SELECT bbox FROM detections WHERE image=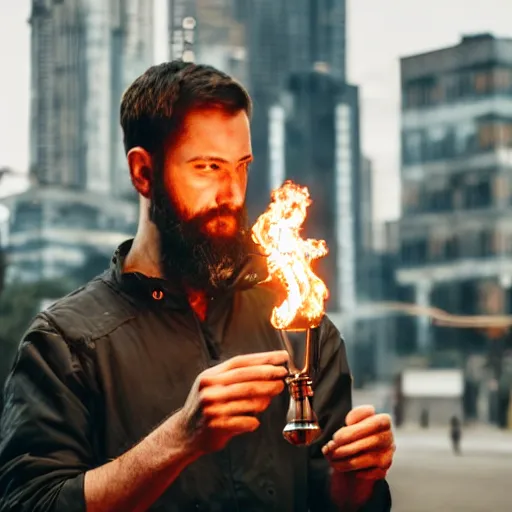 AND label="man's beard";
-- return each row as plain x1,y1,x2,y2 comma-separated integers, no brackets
149,175,250,294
